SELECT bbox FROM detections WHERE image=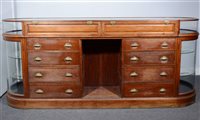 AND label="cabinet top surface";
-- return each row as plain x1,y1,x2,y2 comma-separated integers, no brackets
3,17,198,22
